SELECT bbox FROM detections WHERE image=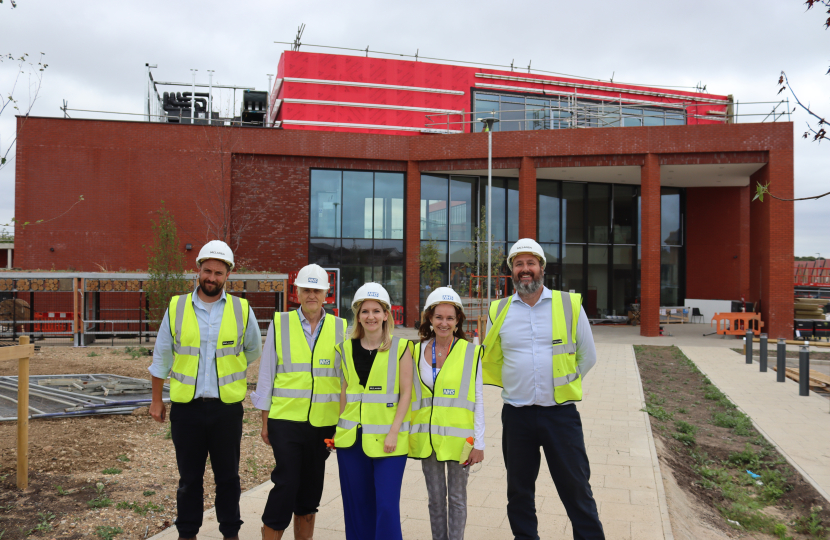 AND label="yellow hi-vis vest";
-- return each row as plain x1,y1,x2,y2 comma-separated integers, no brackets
168,293,250,404
409,339,481,461
481,291,583,404
334,337,411,458
269,310,347,426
